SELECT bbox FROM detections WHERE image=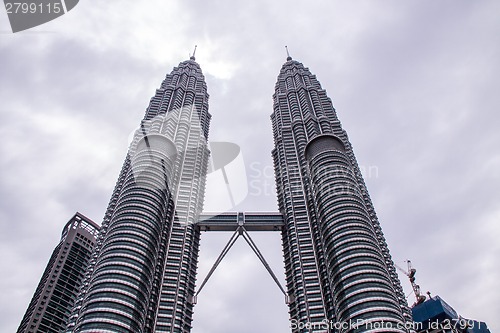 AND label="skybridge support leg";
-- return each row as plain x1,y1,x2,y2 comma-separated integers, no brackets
192,225,288,304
